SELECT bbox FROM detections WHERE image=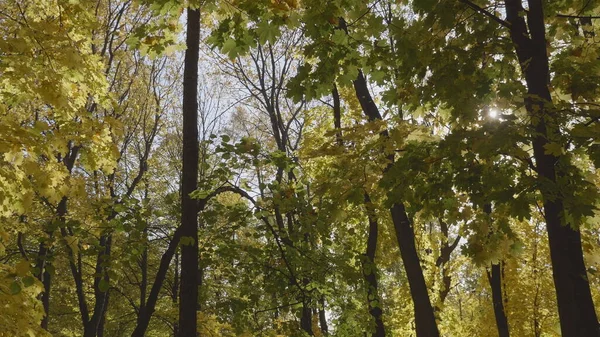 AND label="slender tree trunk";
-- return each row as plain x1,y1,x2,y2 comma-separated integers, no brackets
35,124,80,332
178,5,201,337
138,215,149,333
97,291,109,337
40,267,52,329
483,205,509,337
300,274,314,335
140,232,148,310
350,66,439,337
83,235,112,337
487,263,509,337
197,217,205,311
504,1,599,335
131,195,240,336
332,84,342,145
96,216,119,337
363,194,386,337
318,297,328,336
173,251,180,336
36,197,69,329
434,219,460,314
131,228,183,337
300,301,314,336
390,205,438,337
532,223,542,337
36,235,53,330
